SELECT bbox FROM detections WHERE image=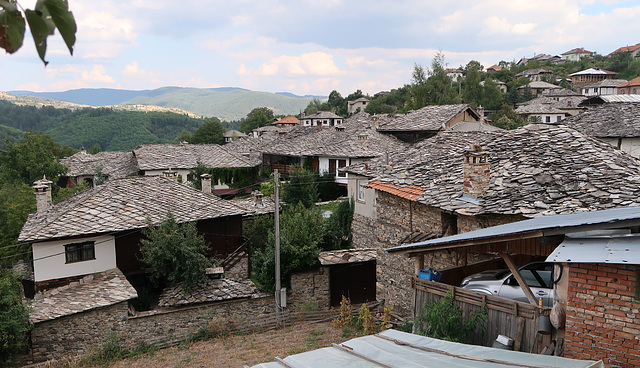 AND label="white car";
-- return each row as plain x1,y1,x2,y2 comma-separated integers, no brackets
460,262,556,307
